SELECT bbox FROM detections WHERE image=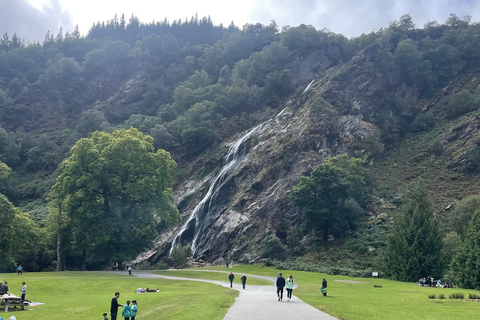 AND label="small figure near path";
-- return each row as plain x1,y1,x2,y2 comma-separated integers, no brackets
286,275,294,301
276,273,286,301
241,274,247,290
228,271,235,288
321,278,328,296
128,266,132,276
110,292,123,320
17,265,23,276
